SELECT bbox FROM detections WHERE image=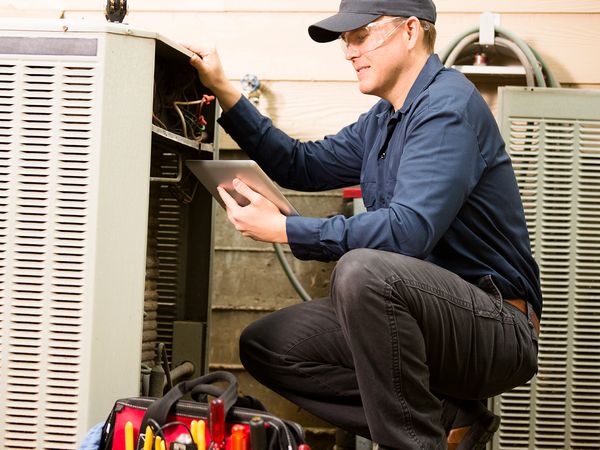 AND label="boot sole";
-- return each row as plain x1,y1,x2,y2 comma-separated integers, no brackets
456,413,501,450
